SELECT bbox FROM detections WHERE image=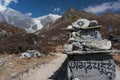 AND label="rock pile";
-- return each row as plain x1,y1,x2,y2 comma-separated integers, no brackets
63,18,112,54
